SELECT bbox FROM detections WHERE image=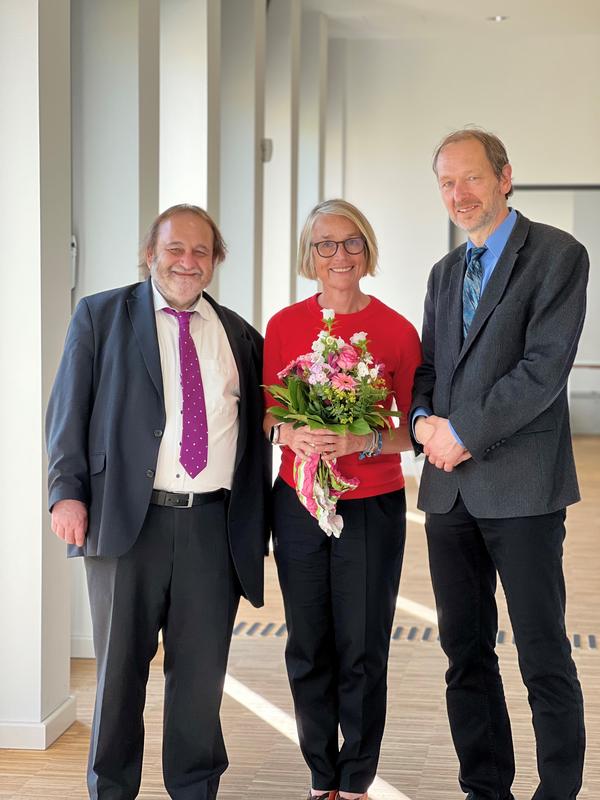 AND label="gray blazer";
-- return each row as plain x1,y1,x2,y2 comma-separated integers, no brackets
46,278,271,607
411,212,589,518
